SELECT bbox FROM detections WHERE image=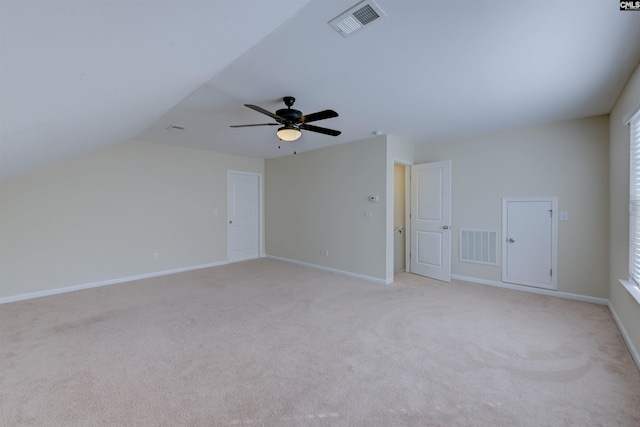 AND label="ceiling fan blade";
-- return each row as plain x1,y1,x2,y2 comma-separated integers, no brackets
300,109,338,123
230,123,279,128
244,104,284,122
300,123,341,136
